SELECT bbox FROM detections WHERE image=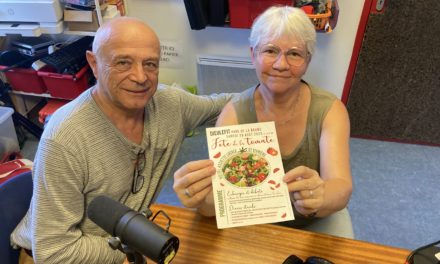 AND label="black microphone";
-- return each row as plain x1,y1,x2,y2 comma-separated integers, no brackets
87,195,179,264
